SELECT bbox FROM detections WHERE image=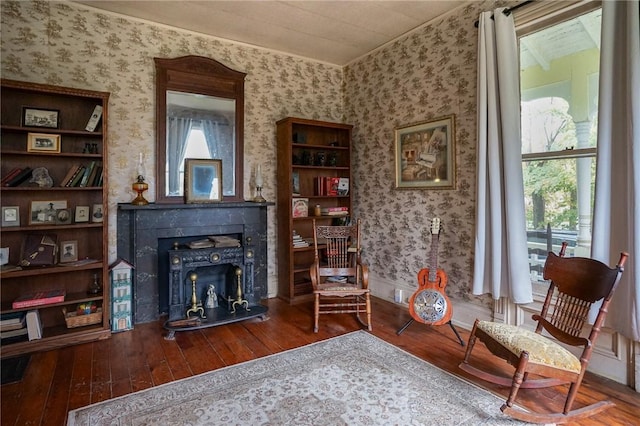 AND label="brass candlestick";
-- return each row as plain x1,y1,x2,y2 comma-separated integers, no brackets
186,272,205,318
